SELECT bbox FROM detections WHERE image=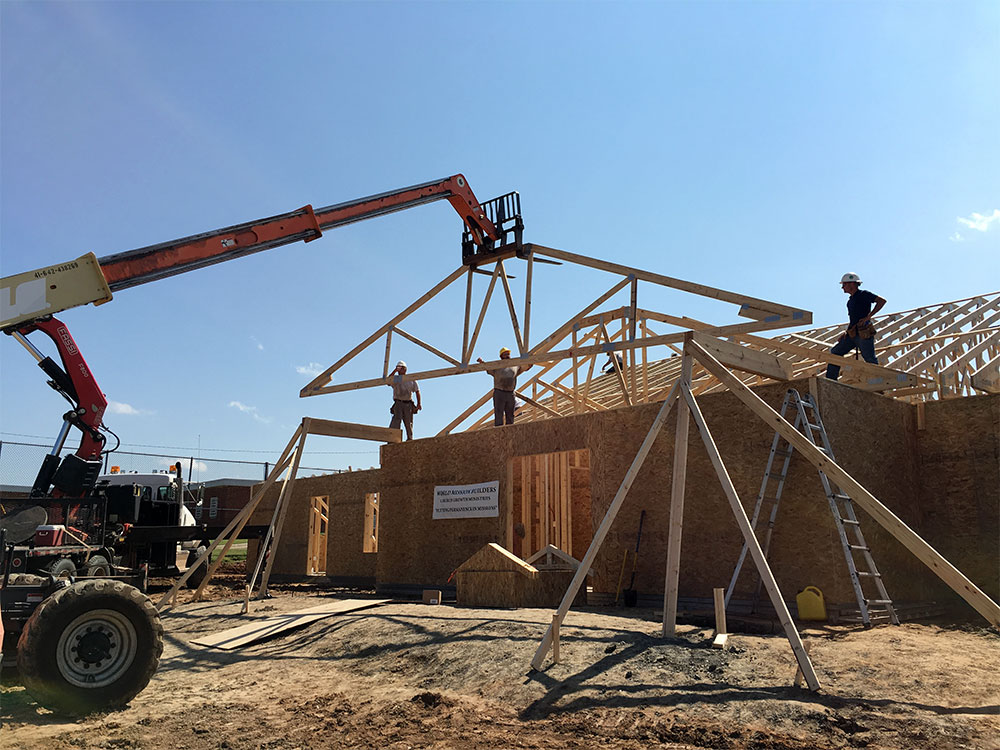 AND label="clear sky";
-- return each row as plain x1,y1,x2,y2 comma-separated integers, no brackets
2,1,998,482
